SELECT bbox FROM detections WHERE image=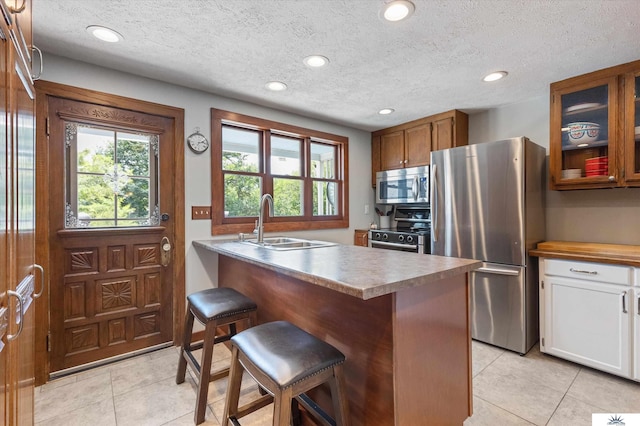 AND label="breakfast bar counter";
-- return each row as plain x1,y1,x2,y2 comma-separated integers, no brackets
194,239,481,425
